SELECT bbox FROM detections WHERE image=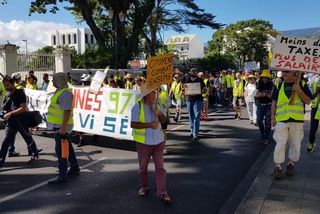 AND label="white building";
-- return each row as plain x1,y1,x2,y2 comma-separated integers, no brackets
50,28,96,54
165,34,205,60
